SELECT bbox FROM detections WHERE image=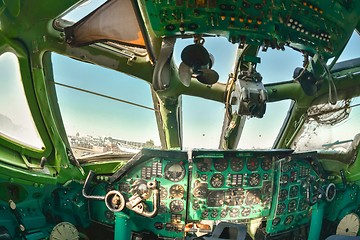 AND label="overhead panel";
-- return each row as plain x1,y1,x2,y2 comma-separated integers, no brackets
139,0,360,58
